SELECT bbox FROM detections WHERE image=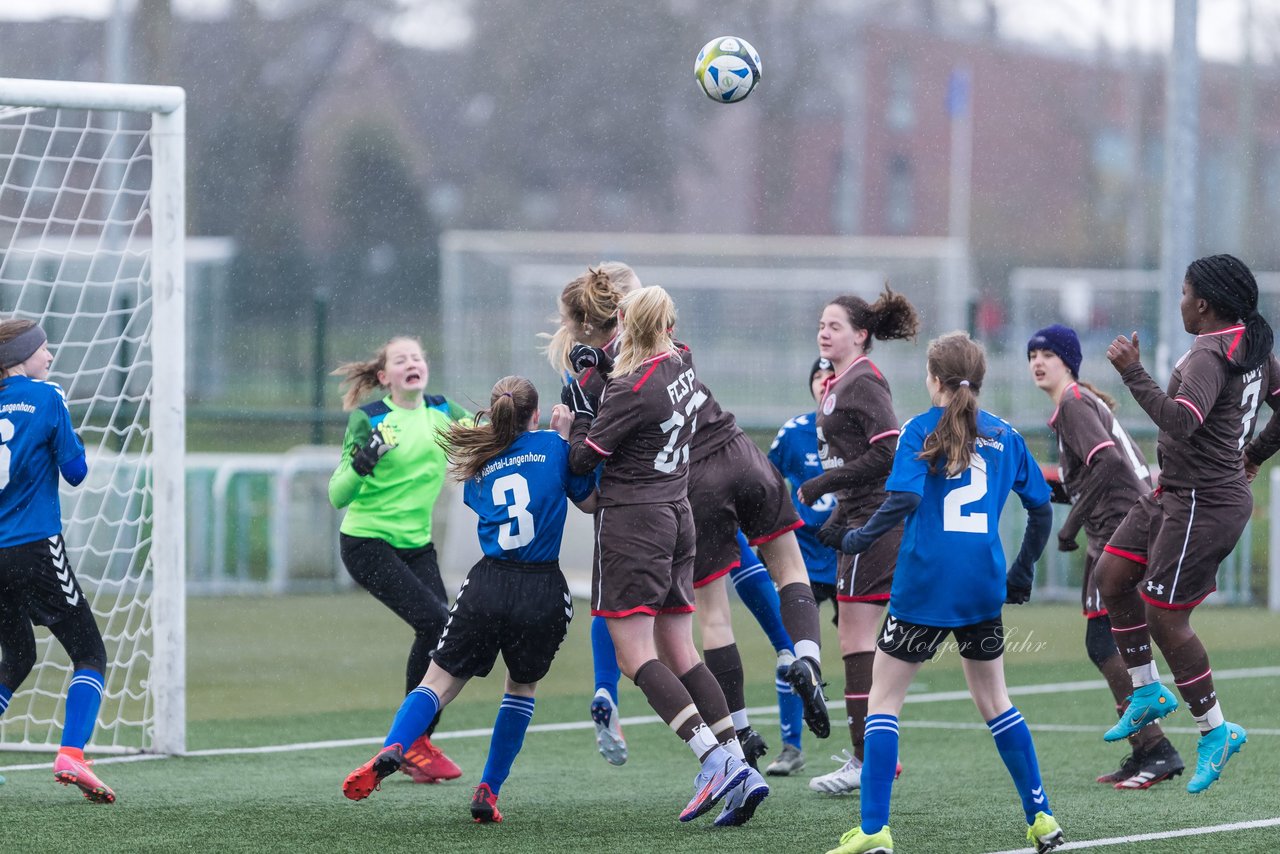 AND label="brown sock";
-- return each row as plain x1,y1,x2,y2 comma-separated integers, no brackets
1163,634,1217,717
679,662,736,744
634,659,709,749
844,651,874,761
779,582,821,650
704,644,746,721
